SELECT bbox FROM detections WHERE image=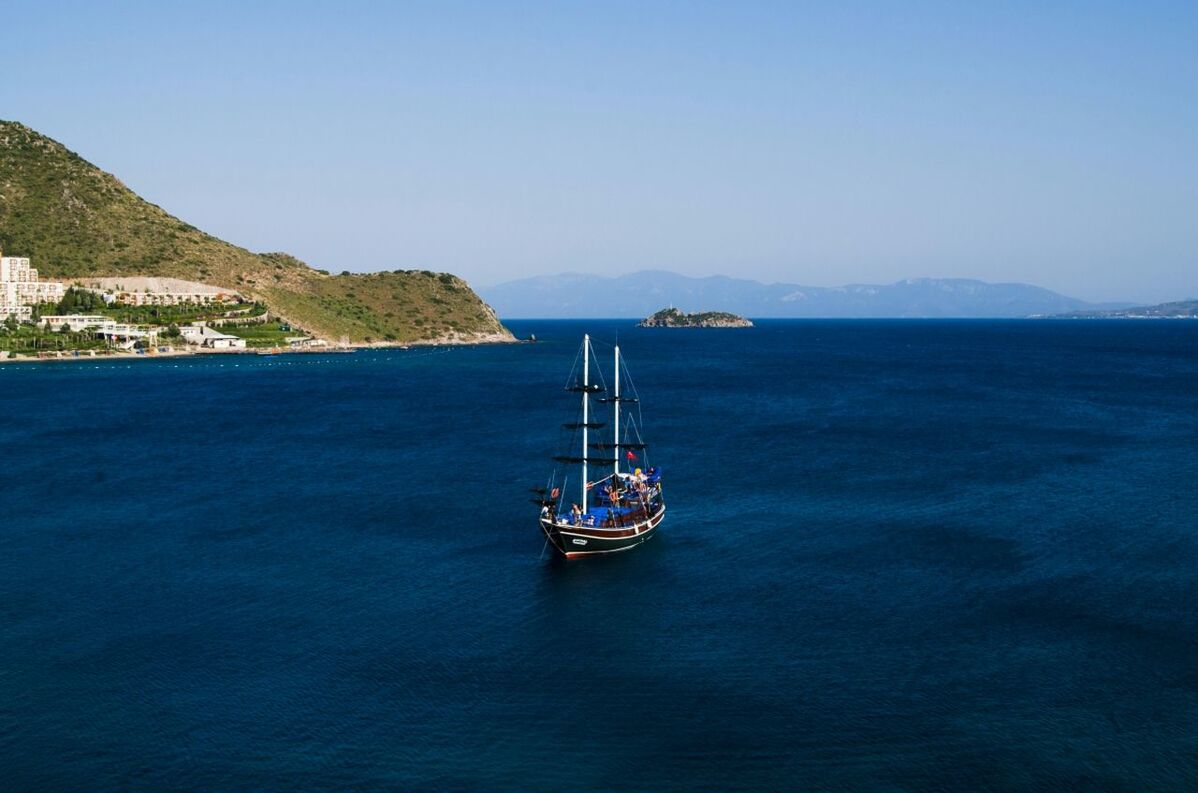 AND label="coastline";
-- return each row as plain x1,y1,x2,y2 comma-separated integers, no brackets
0,330,520,366
351,329,518,348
